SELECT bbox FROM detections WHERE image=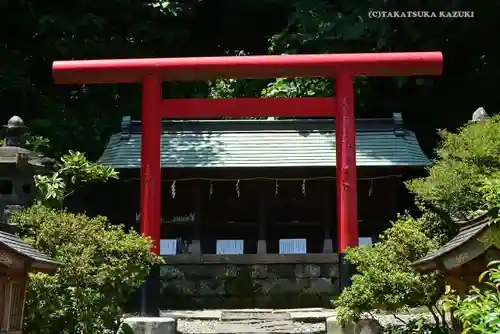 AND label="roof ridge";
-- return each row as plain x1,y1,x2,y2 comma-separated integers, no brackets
128,116,395,124
0,230,61,266
456,207,499,231
121,114,405,136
